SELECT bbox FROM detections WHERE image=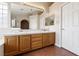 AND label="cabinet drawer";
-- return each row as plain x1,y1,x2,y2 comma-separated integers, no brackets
32,41,42,45
32,37,42,42
31,34,42,38
20,35,30,38
32,41,42,49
